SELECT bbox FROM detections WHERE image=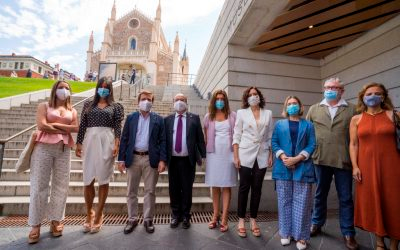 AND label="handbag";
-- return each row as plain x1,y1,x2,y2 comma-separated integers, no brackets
15,131,37,173
393,110,400,152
